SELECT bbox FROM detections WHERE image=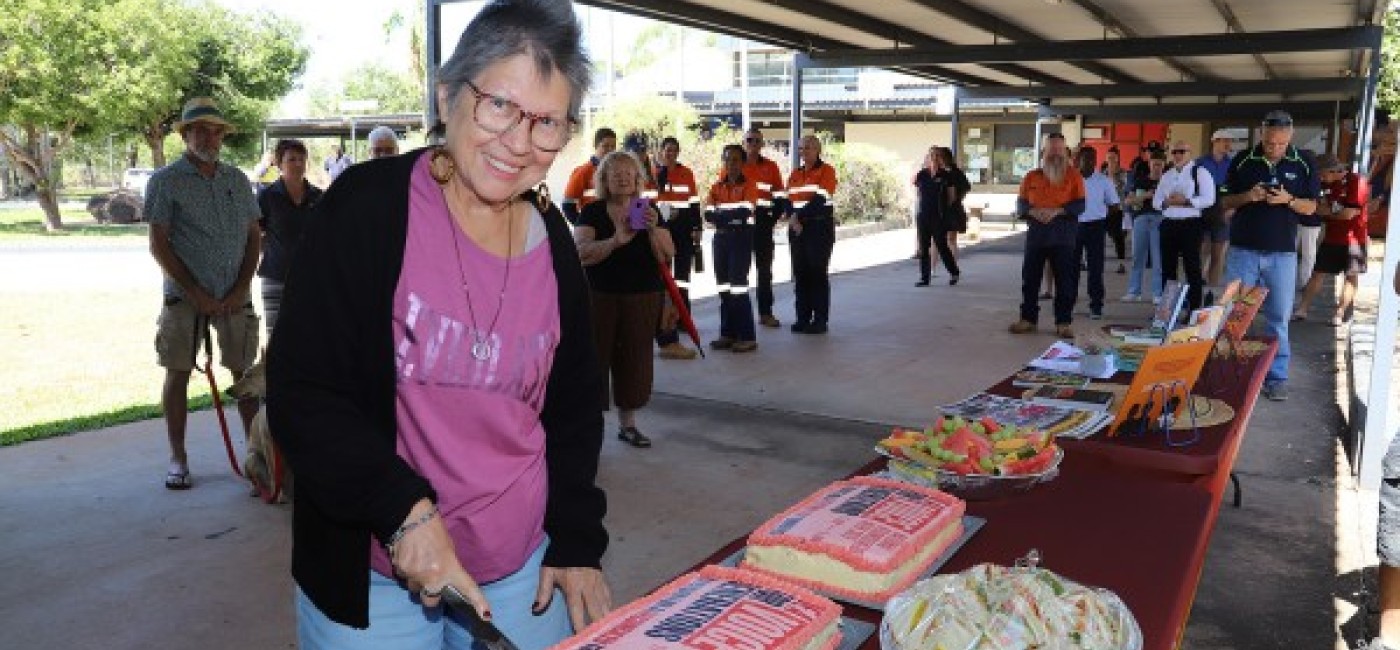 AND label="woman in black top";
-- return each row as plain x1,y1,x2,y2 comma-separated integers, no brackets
255,138,322,334
913,146,968,285
575,151,675,448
